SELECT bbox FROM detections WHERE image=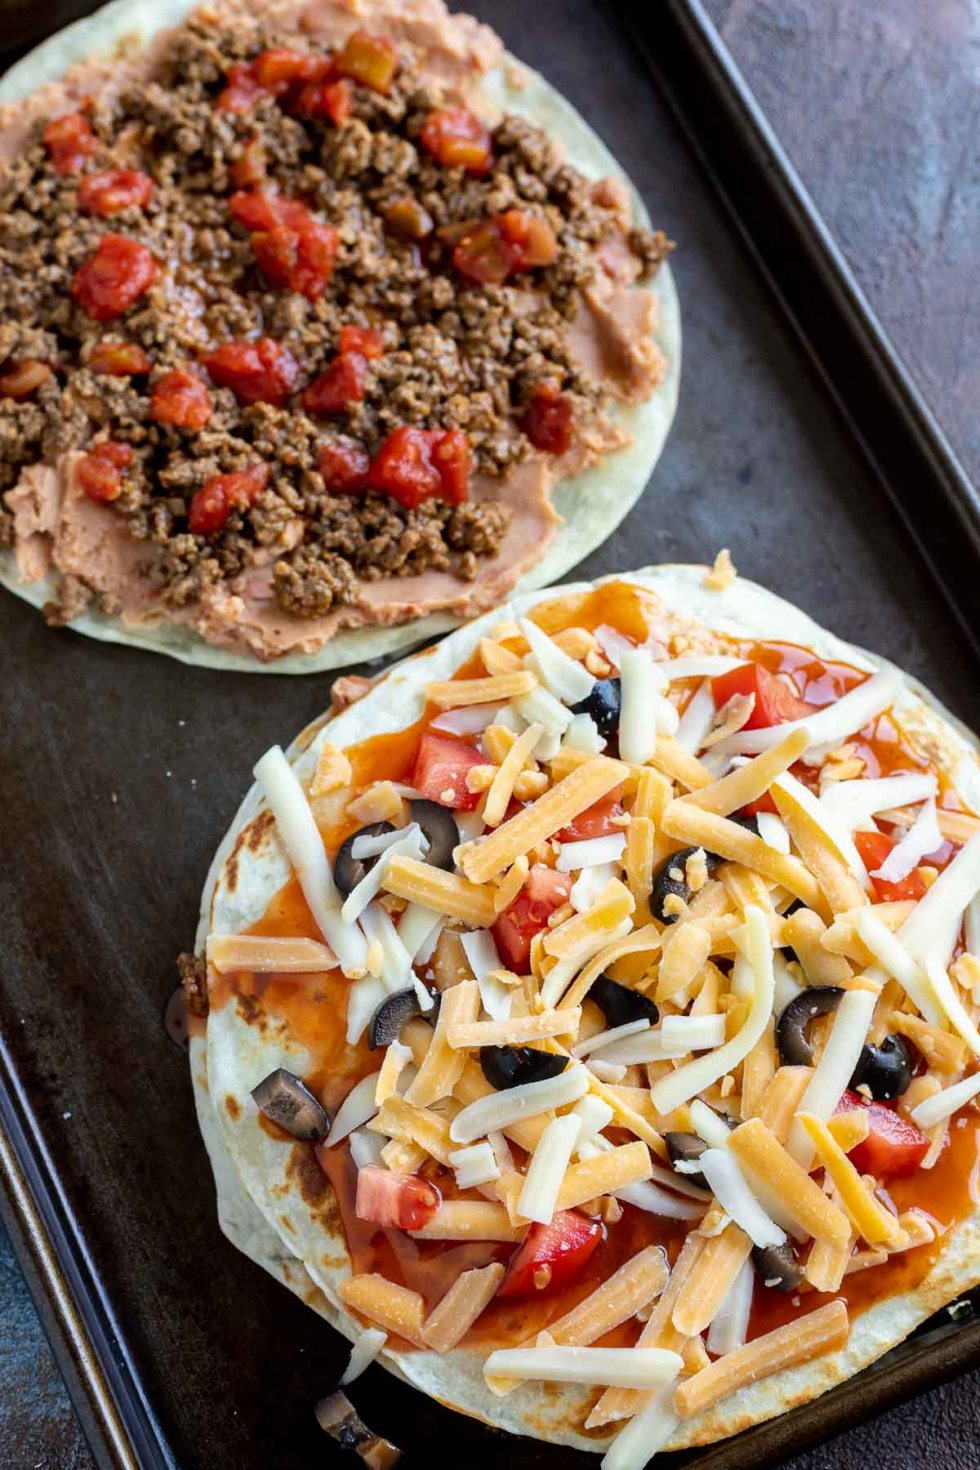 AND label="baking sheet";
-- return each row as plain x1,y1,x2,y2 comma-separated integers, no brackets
0,1,978,1467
